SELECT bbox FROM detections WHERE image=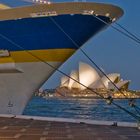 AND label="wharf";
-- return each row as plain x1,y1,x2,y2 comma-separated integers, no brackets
0,115,140,140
